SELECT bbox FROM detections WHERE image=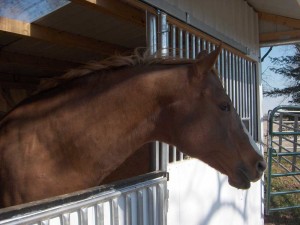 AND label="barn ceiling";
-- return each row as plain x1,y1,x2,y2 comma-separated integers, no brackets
247,0,300,46
0,0,147,98
0,0,299,108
